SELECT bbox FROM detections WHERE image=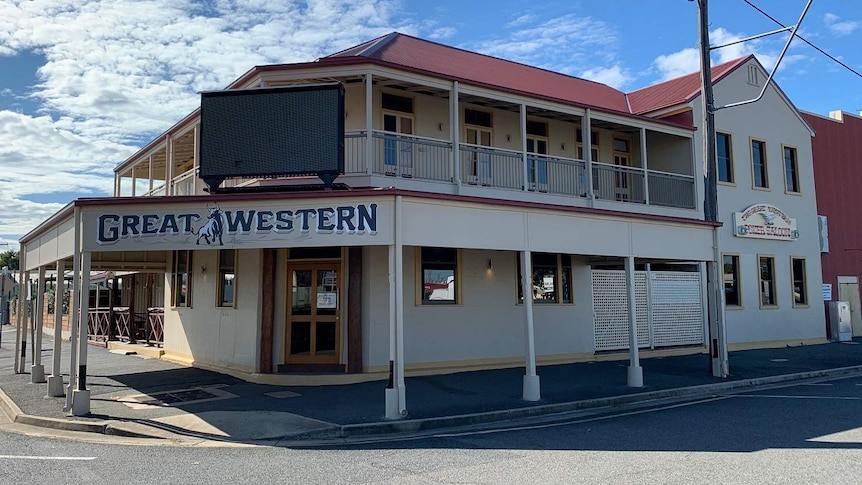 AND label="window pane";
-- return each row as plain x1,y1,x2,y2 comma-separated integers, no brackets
752,140,768,188
561,254,573,304
613,138,629,152
465,109,492,127
784,147,799,192
382,93,413,113
717,133,733,183
526,120,547,137
291,270,312,316
759,257,775,306
422,247,457,304
723,255,740,306
792,258,807,305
